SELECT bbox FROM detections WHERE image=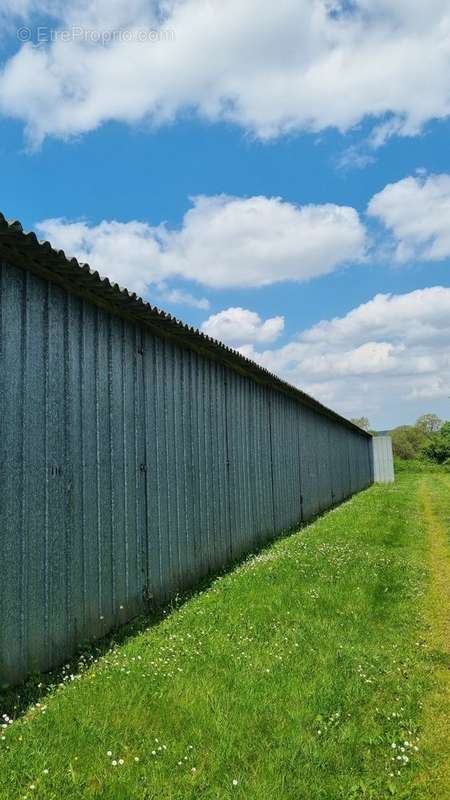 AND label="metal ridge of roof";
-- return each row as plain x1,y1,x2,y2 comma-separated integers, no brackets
0,212,371,438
